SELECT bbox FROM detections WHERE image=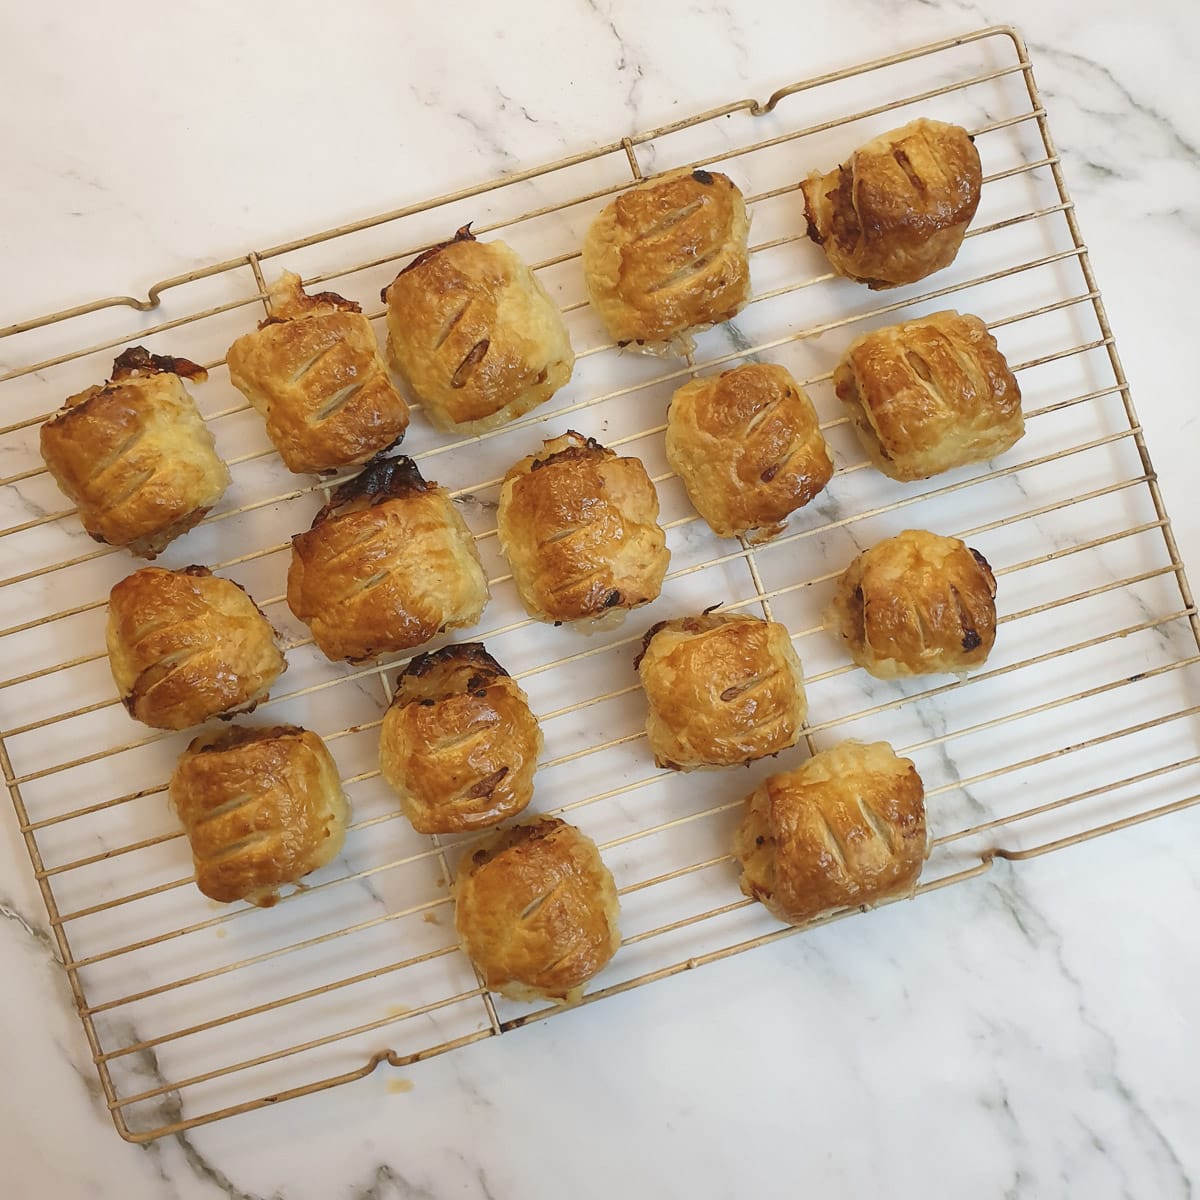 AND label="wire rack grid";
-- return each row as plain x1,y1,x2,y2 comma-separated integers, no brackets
1,25,1198,1143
